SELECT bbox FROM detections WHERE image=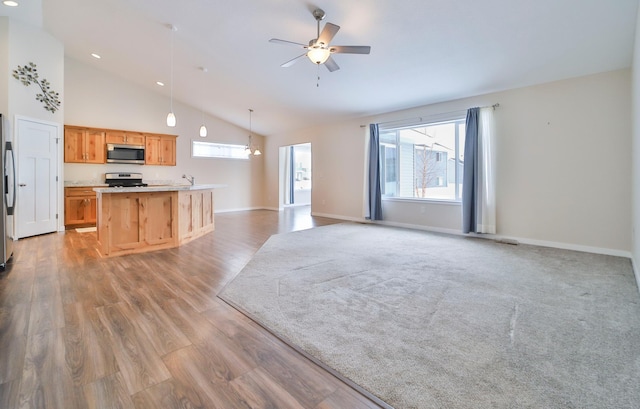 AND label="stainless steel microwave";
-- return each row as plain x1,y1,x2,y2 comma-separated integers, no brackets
106,143,145,165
